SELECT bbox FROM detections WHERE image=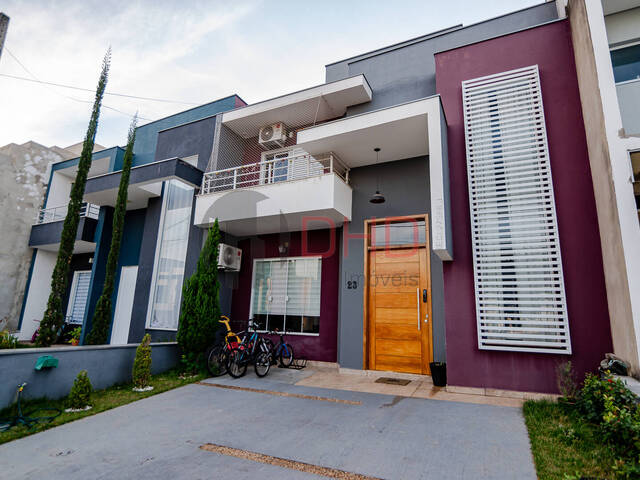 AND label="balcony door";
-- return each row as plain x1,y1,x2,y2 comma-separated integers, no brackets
260,148,323,184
